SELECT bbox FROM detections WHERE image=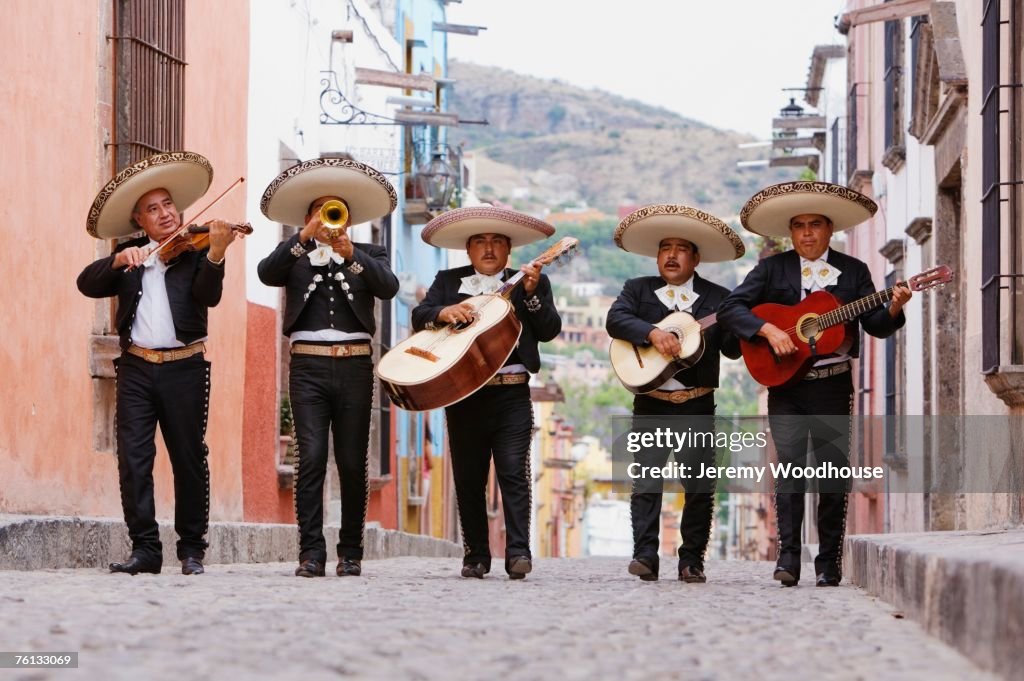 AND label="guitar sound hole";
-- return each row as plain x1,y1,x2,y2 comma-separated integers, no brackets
451,316,477,333
799,317,820,339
